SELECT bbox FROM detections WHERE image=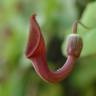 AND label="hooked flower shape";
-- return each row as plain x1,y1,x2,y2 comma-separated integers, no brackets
25,14,83,83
